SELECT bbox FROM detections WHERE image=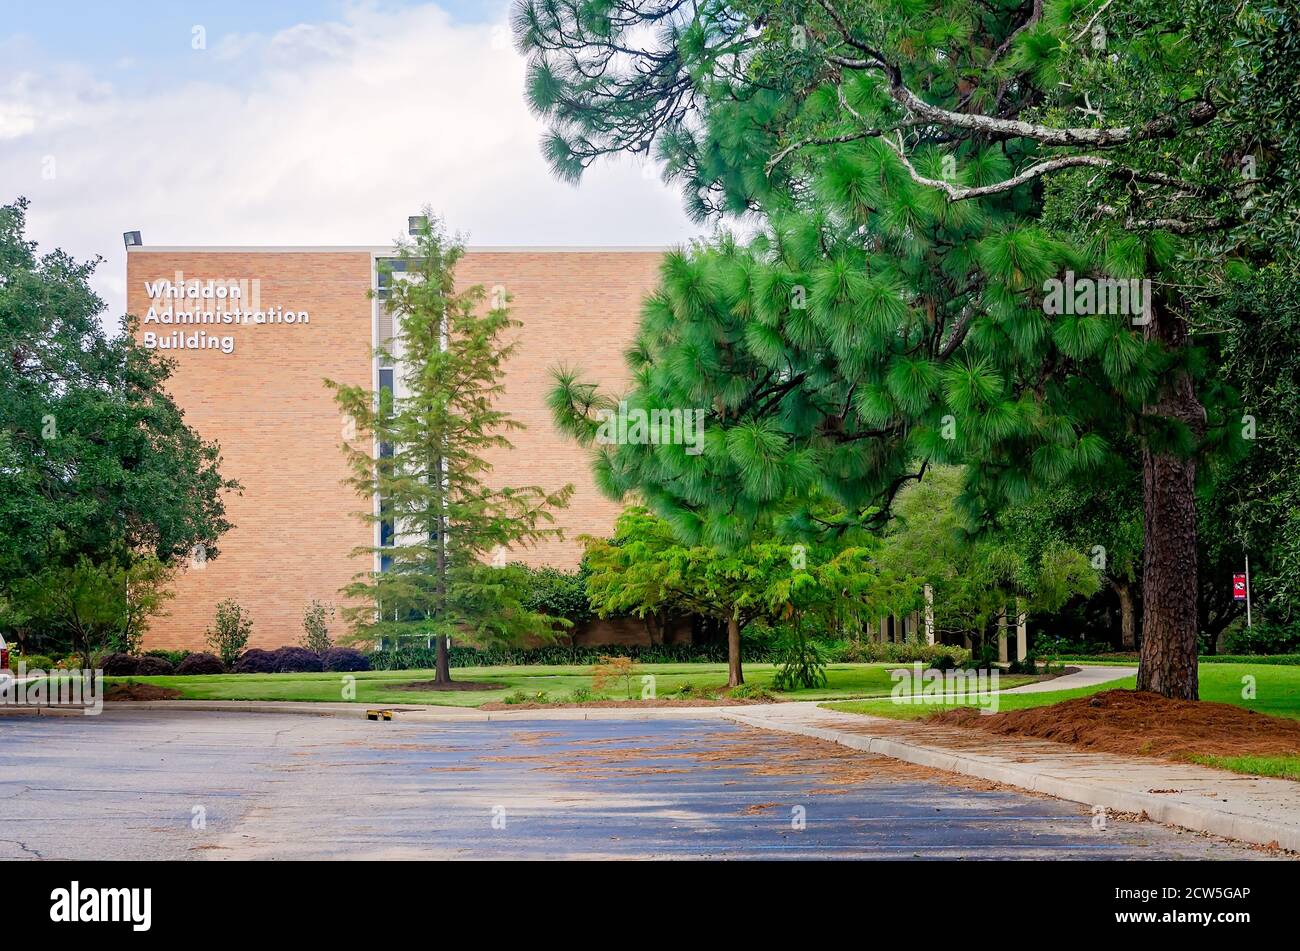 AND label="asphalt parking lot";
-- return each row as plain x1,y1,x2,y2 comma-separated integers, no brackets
0,709,1274,860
